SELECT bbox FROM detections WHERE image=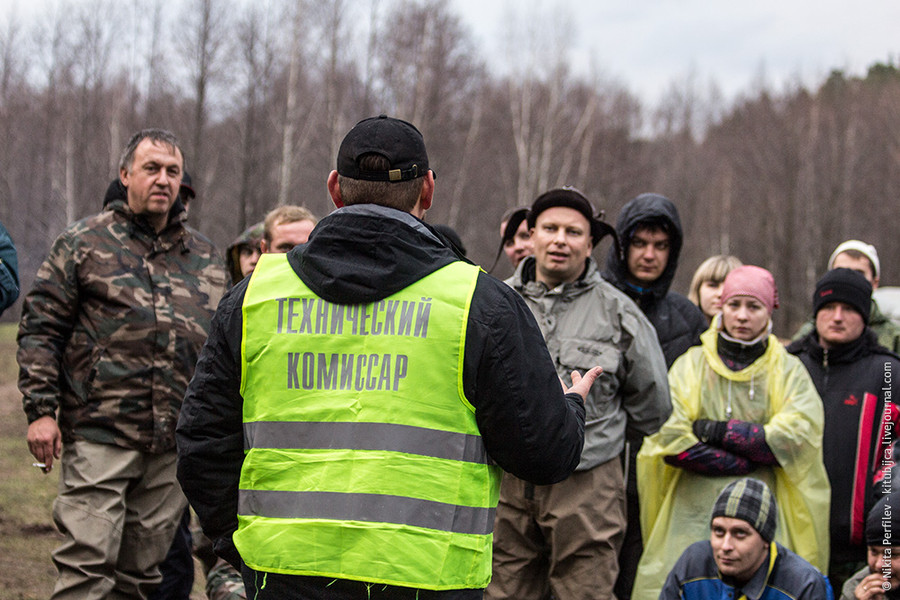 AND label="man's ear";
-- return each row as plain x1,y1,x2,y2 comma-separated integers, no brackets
419,170,435,212
119,167,129,187
409,171,434,219
260,239,270,254
327,171,344,208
